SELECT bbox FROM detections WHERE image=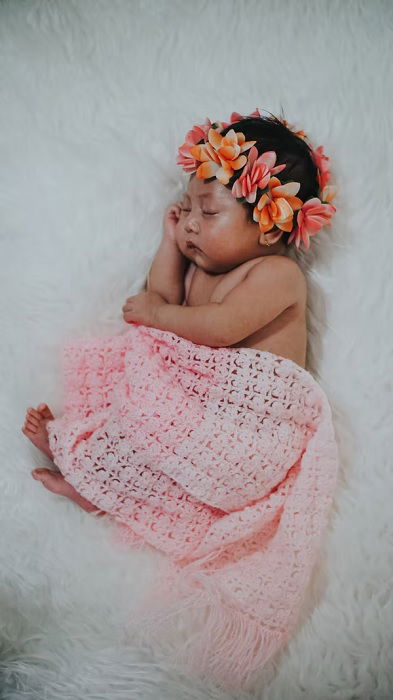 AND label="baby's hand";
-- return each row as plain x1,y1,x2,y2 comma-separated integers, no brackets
122,291,167,327
163,202,182,242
